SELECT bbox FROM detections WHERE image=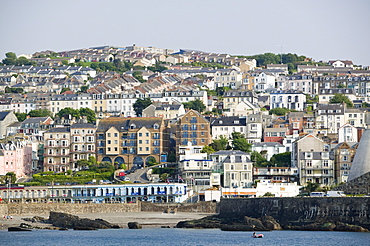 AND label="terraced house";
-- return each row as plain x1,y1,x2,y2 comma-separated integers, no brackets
96,117,169,168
